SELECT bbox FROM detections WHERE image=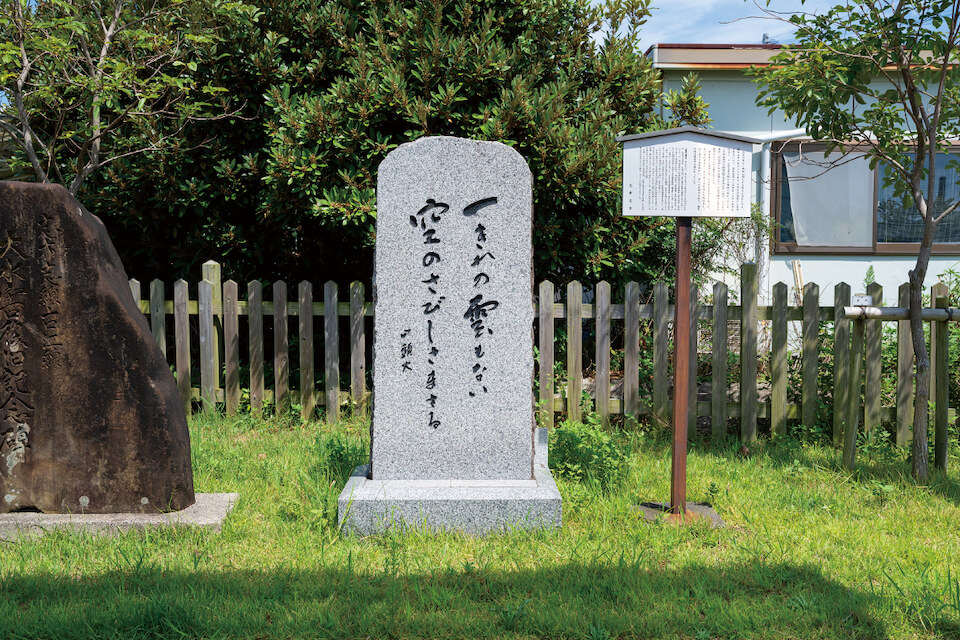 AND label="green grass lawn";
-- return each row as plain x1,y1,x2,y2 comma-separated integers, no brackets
2,412,959,640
